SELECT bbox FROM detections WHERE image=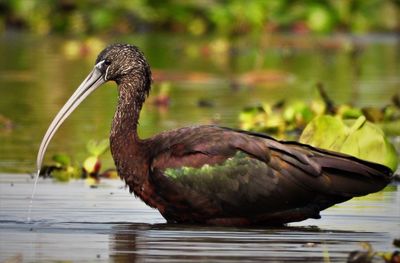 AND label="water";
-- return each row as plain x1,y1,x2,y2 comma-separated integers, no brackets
0,174,399,262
